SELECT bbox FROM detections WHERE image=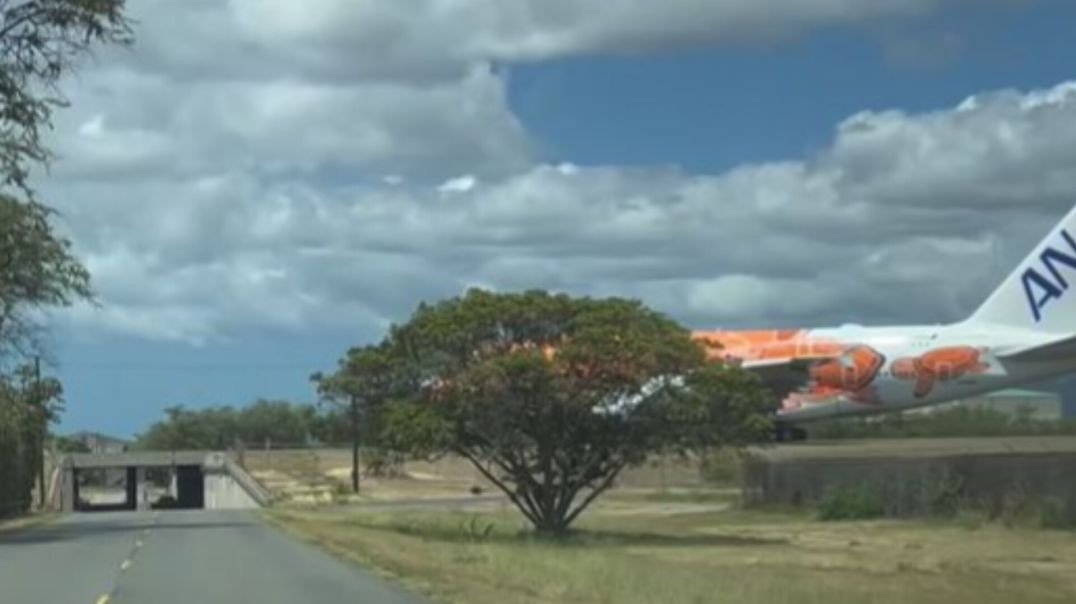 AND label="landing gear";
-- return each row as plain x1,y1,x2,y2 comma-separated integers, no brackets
774,424,808,442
